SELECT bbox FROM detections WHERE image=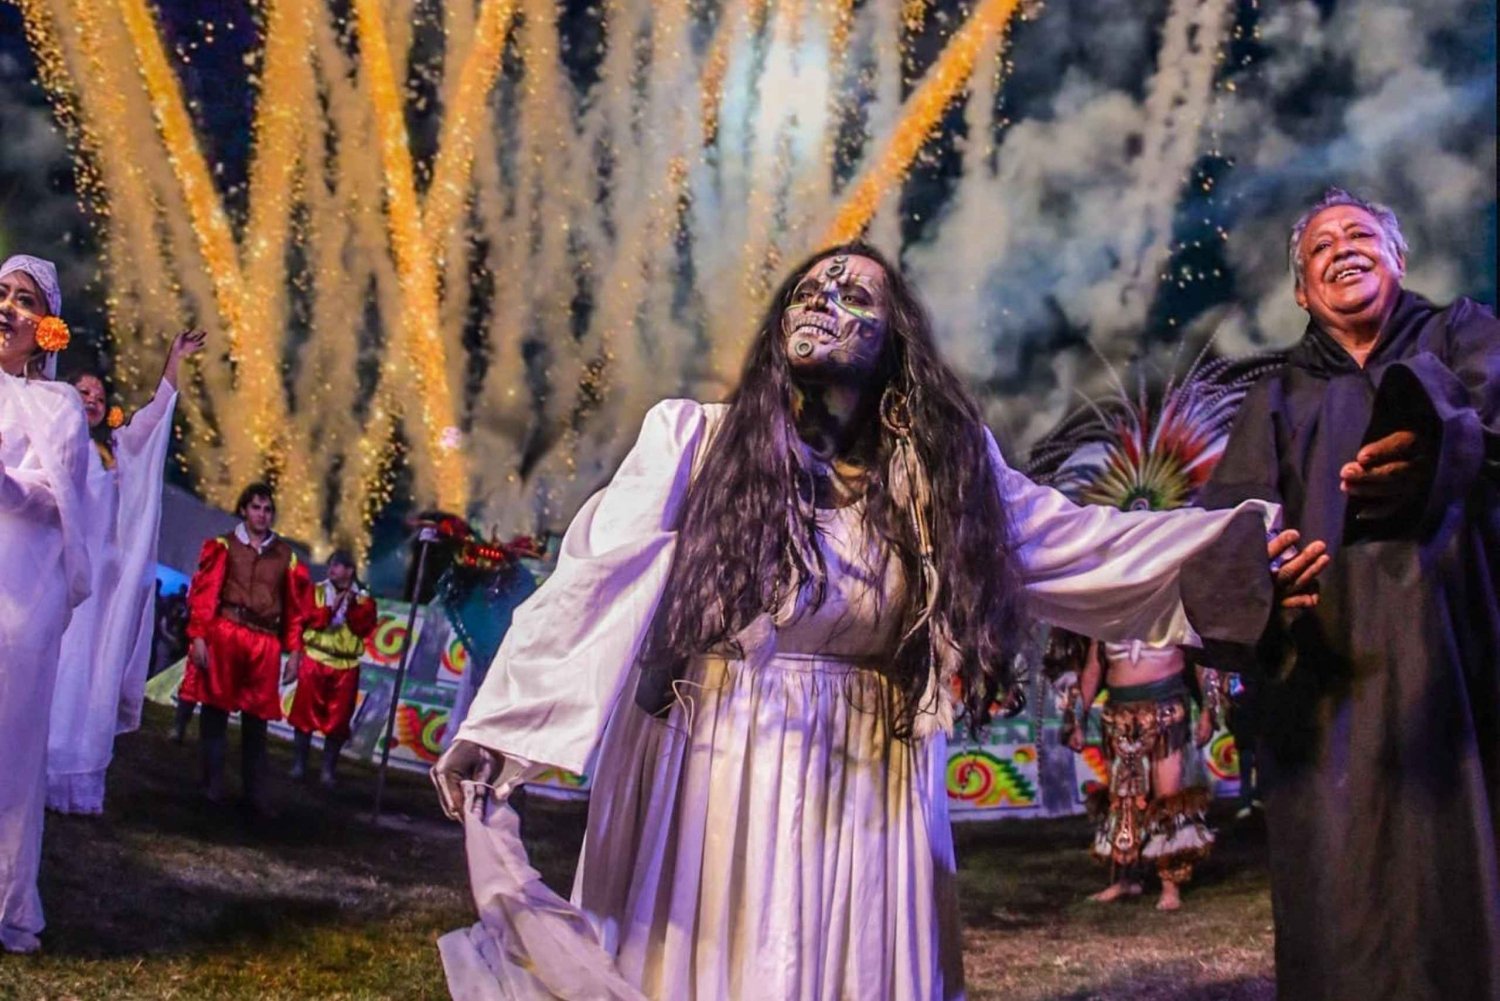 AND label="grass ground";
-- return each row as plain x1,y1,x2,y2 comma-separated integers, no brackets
3,705,1273,1000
